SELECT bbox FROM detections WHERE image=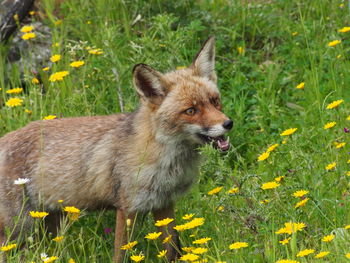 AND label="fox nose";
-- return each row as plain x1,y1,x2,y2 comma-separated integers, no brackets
223,120,233,130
